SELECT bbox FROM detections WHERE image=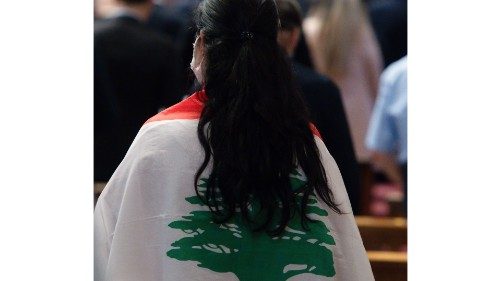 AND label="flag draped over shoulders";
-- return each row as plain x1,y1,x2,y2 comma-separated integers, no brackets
94,90,374,281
